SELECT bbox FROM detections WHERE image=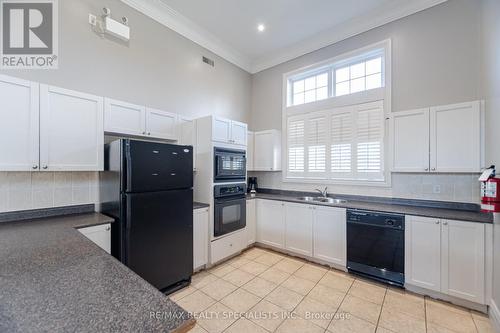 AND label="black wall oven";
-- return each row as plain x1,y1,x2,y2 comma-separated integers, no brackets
214,148,246,183
347,210,405,286
214,183,246,237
